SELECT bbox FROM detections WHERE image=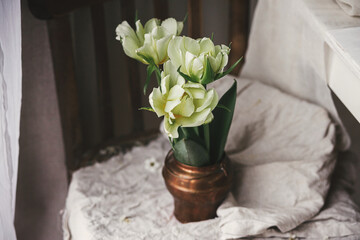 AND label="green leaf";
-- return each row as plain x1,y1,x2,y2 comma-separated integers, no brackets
209,80,237,163
203,123,210,151
215,56,243,80
200,57,215,85
177,66,197,83
216,103,231,112
138,106,155,112
136,52,152,65
135,10,139,23
154,66,161,85
180,126,204,146
144,64,156,95
183,13,188,24
173,138,210,166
